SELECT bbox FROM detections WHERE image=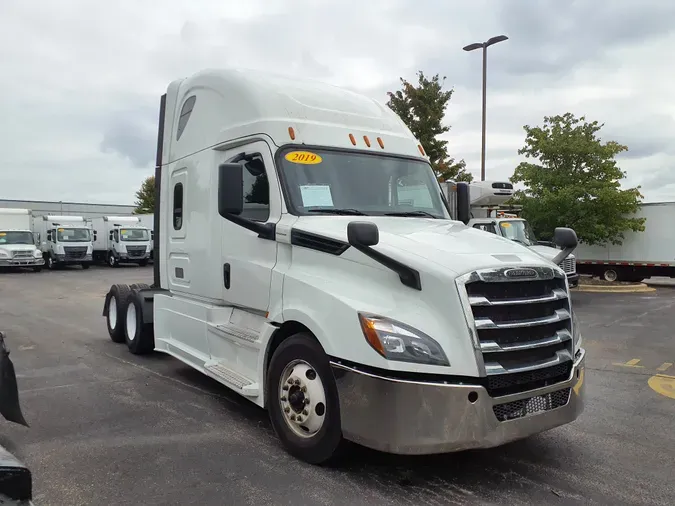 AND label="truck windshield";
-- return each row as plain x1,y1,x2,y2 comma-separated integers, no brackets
0,231,34,245
120,229,149,241
277,147,449,218
499,220,538,246
57,228,91,242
